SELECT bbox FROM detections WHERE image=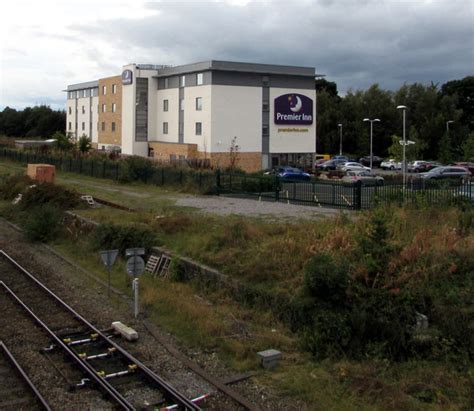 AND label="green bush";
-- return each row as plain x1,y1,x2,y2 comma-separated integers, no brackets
118,156,155,183
19,182,79,210
92,223,158,255
0,174,33,200
24,205,62,242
